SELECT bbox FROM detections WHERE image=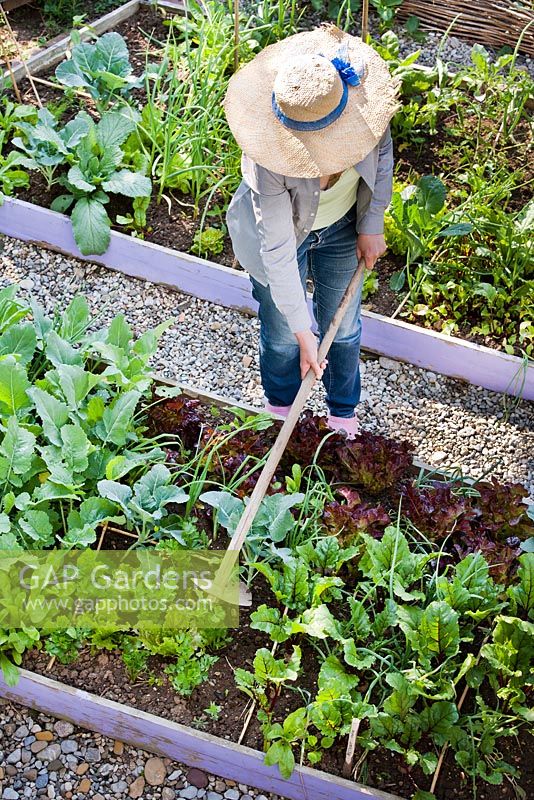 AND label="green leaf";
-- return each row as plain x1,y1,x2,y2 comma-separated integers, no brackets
264,740,295,779
254,559,309,611
59,295,90,342
342,639,376,670
79,496,123,526
61,113,91,149
481,616,533,684
71,197,111,256
95,32,130,75
67,165,95,193
61,424,93,473
55,364,101,408
107,314,132,349
417,601,460,661
419,701,458,744
97,479,133,510
295,605,342,641
255,646,301,684
0,356,31,415
508,554,534,619
199,491,244,531
0,285,28,333
132,464,188,513
250,605,293,643
0,322,37,365
94,390,141,446
253,492,304,542
101,169,151,197
18,510,54,547
0,417,36,479
55,58,89,88
62,523,97,548
96,111,136,150
438,222,473,237
51,194,75,214
317,654,358,698
104,448,164,481
0,653,20,686
416,175,446,215
27,387,70,447
383,672,416,720
46,330,83,367
29,299,52,342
